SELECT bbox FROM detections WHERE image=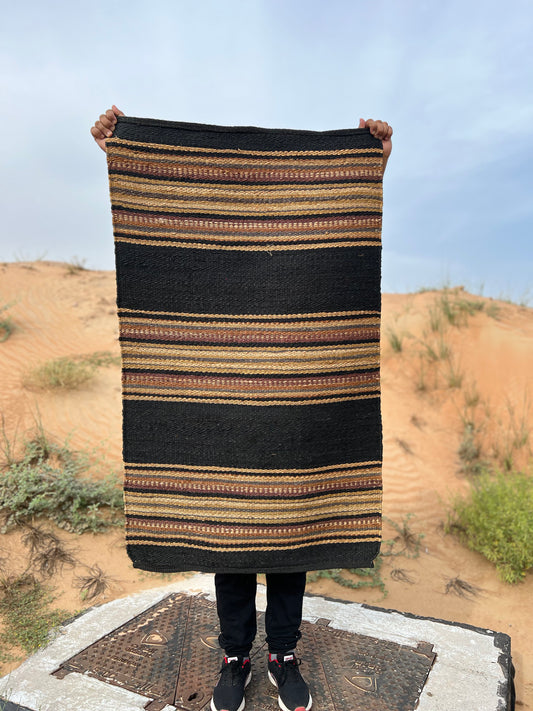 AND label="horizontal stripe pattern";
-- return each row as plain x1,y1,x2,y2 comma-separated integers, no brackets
123,462,382,549
107,135,383,251
117,309,380,405
107,117,383,572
